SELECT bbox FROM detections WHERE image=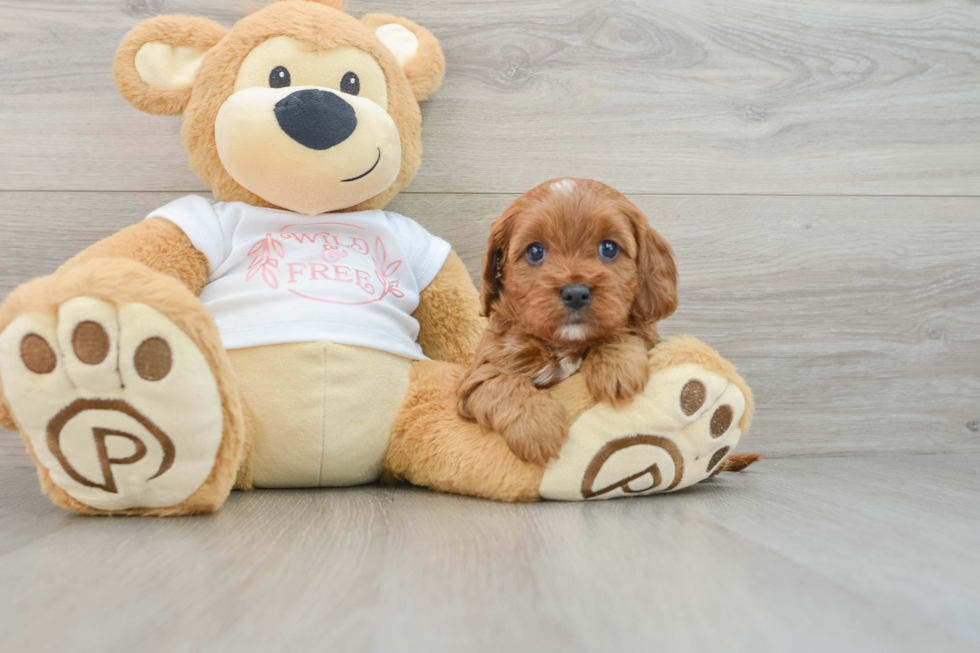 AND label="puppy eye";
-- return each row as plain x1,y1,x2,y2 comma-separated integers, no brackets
269,66,291,88
598,240,620,261
341,72,360,96
525,243,546,265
